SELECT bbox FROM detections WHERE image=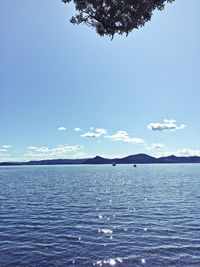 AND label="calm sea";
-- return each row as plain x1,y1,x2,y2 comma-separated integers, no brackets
0,164,200,266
